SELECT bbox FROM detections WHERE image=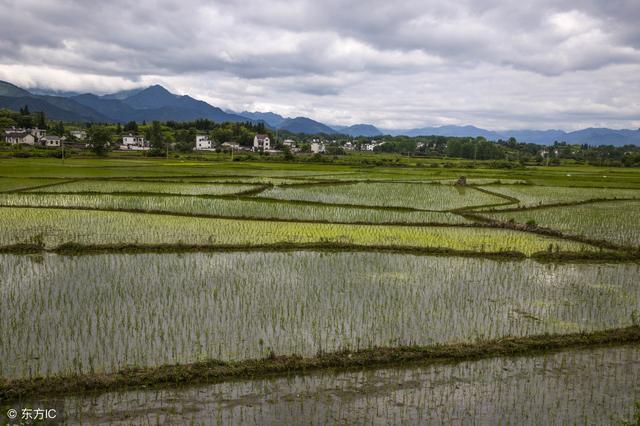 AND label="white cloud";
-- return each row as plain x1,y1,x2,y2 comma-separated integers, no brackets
0,0,638,130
